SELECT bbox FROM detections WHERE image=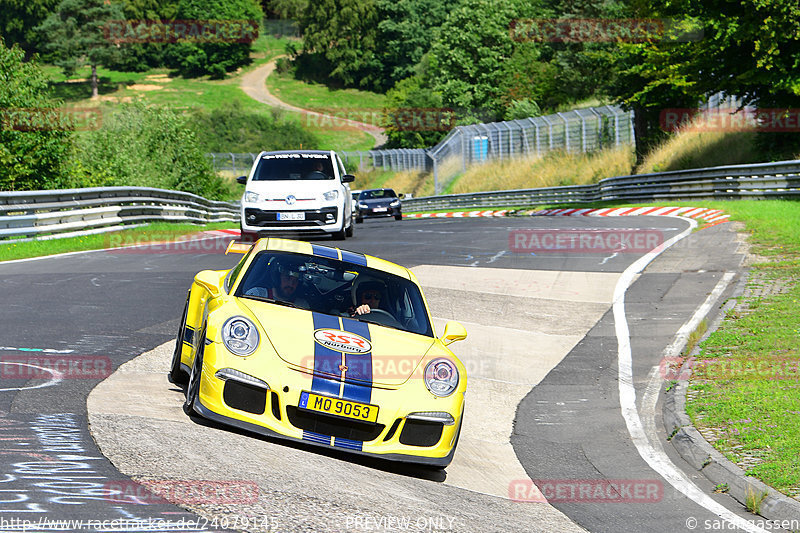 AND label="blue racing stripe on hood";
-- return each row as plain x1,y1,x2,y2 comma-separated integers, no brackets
311,312,343,398
340,249,367,266
340,318,372,404
311,244,339,260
